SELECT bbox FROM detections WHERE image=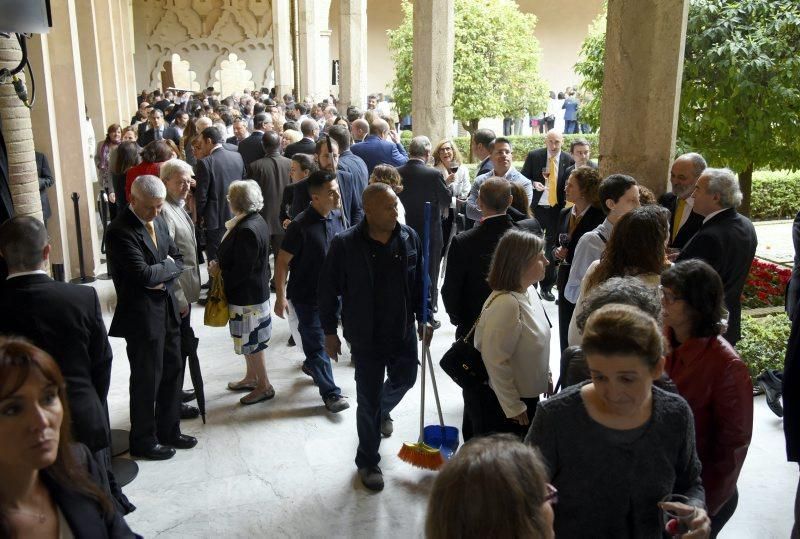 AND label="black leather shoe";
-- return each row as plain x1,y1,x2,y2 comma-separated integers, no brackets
181,403,200,420
541,289,556,302
130,444,176,460
430,318,442,330
168,434,198,450
201,281,211,290
287,335,296,347
182,389,196,403
197,297,208,306
757,370,783,417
